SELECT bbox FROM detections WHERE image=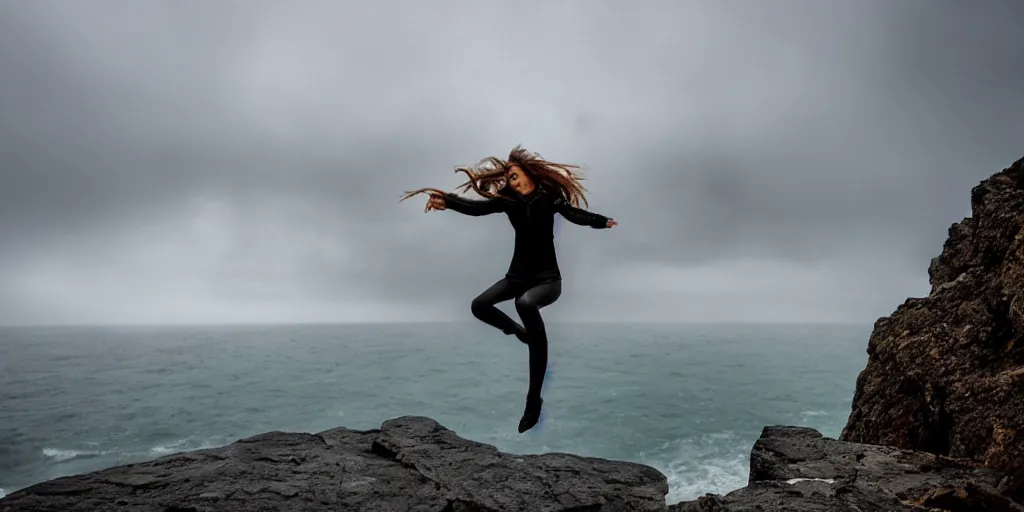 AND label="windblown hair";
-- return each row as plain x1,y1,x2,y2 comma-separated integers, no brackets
401,145,591,209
